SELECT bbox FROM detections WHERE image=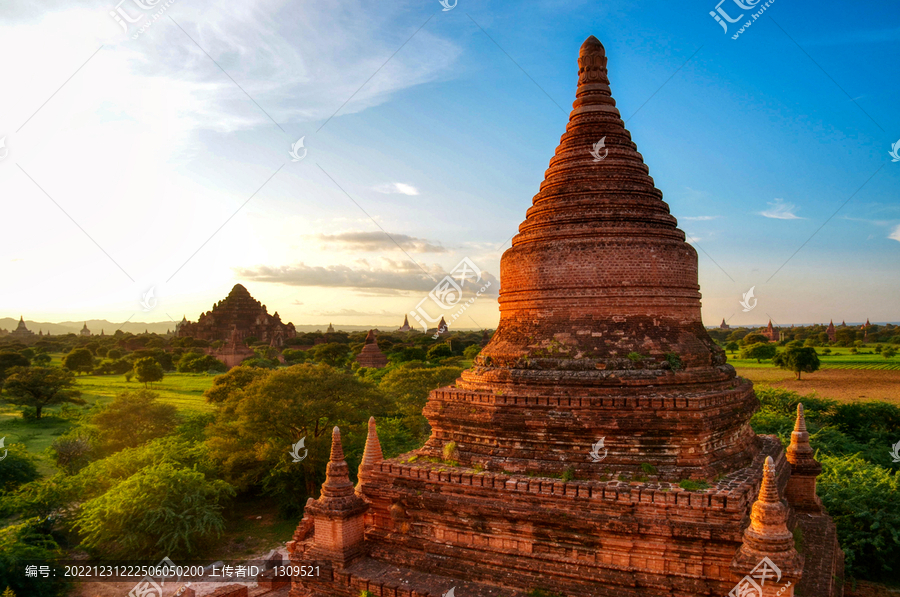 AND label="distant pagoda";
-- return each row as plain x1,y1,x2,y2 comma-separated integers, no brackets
355,329,387,369
177,284,295,344
80,322,91,337
9,316,34,338
398,314,411,332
